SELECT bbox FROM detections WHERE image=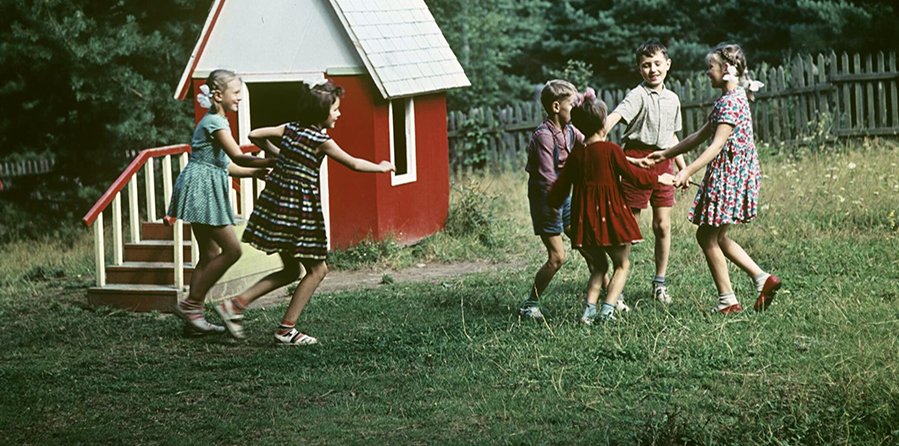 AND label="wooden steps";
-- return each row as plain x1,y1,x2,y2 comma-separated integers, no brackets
87,221,192,313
